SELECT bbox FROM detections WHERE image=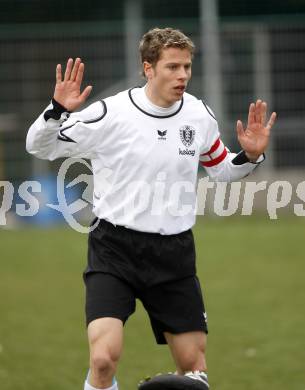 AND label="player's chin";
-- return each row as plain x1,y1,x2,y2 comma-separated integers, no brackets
171,89,184,101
